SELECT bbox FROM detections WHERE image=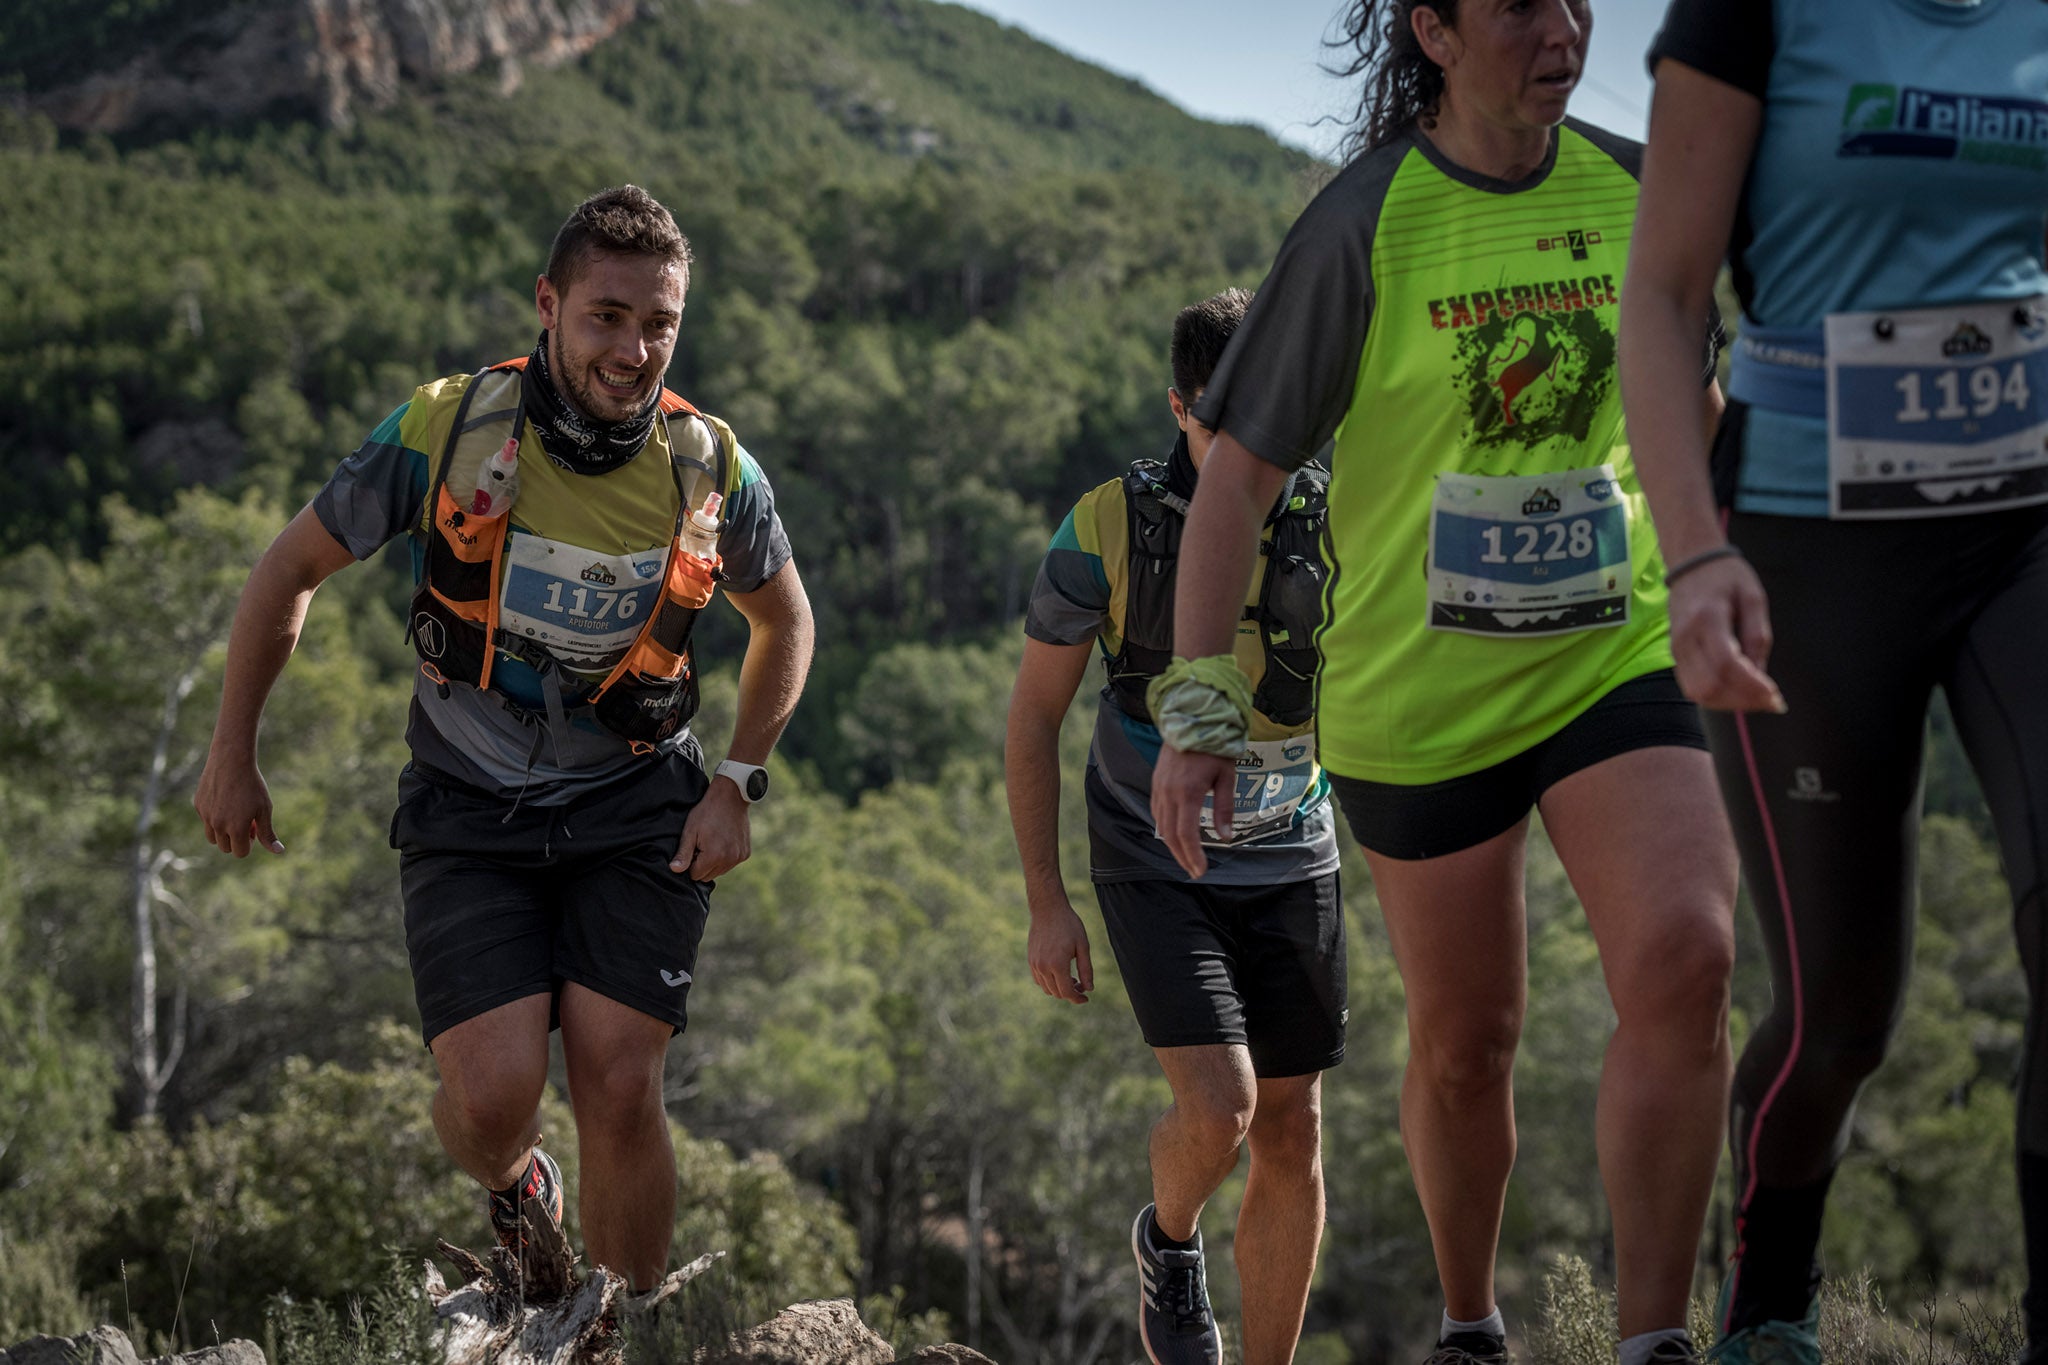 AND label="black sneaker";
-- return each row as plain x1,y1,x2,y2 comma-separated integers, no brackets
1426,1329,1510,1364
1131,1205,1222,1365
488,1146,564,1251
